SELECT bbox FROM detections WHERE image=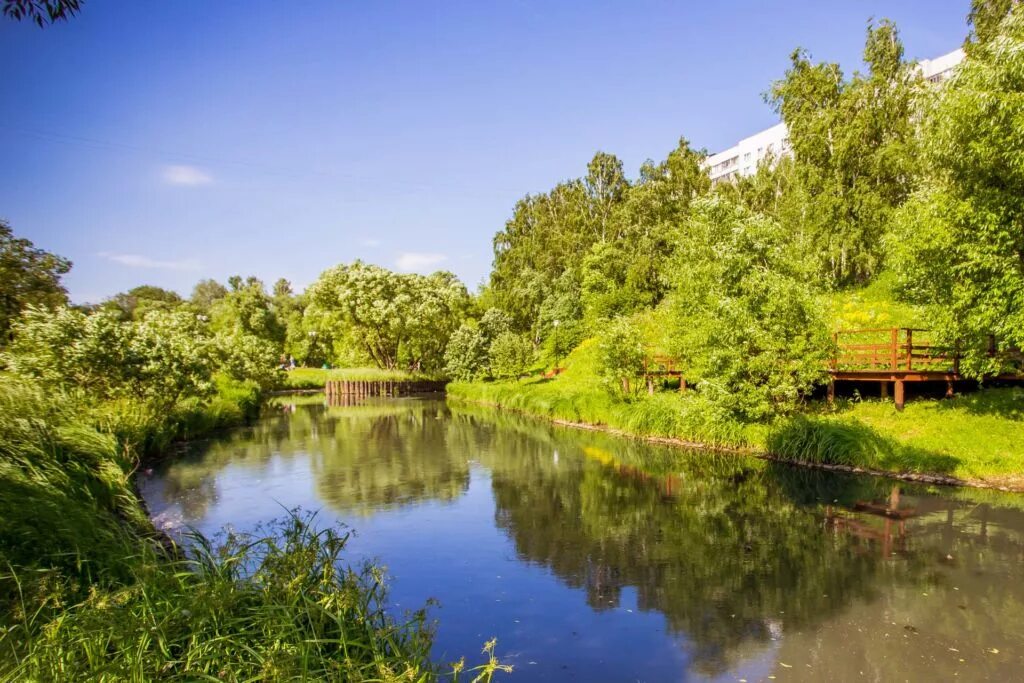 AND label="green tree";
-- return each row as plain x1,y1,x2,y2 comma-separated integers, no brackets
104,285,182,321
668,197,831,420
308,262,468,372
966,0,1019,46
443,308,513,380
4,306,218,407
210,276,285,347
190,279,228,312
0,220,71,344
489,332,533,379
770,20,921,286
889,6,1024,377
596,317,647,396
443,325,489,381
